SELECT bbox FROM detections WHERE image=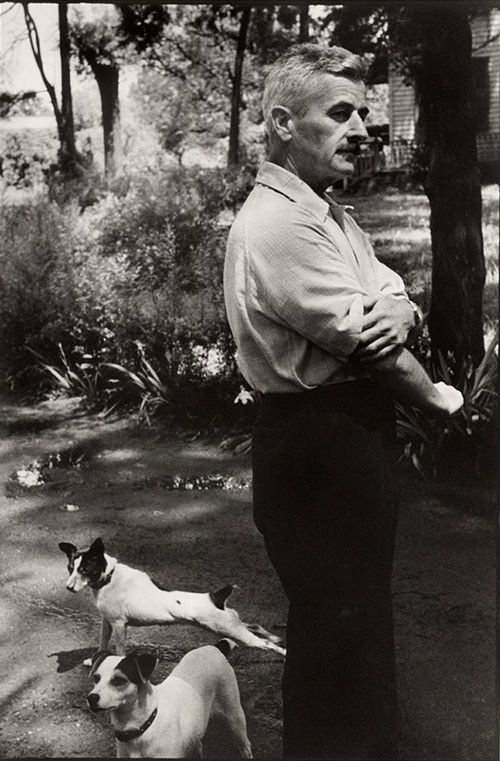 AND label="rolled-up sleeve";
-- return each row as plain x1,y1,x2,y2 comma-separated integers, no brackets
249,208,367,361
